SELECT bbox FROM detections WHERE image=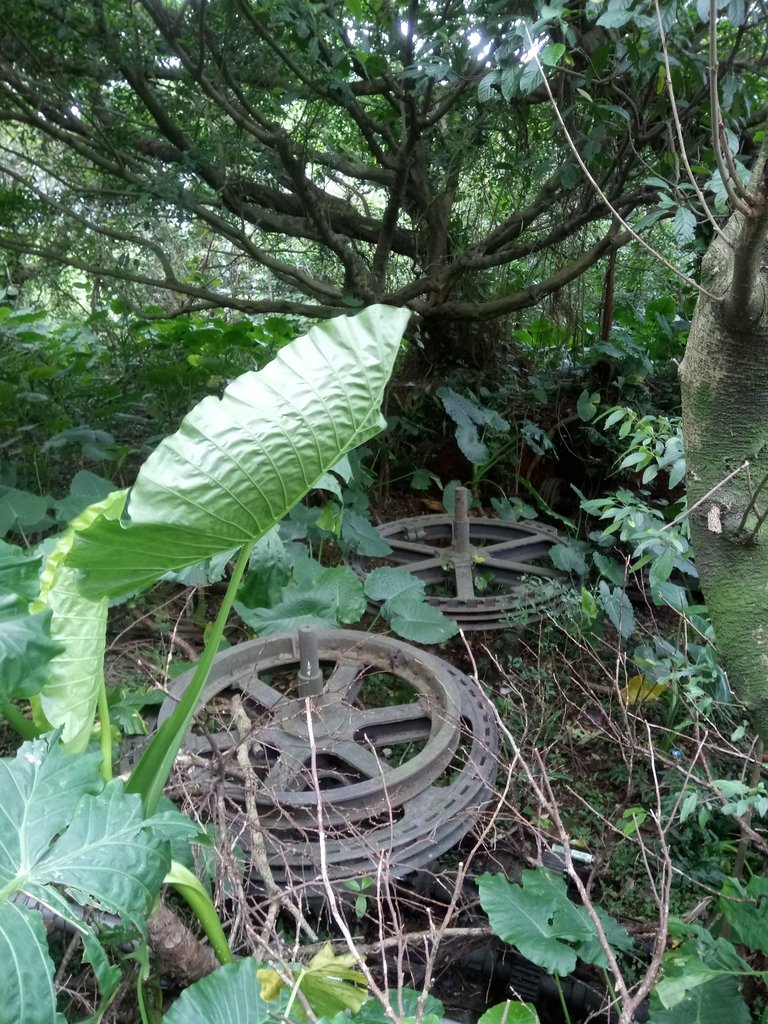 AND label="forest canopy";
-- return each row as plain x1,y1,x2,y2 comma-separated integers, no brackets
1,0,767,352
